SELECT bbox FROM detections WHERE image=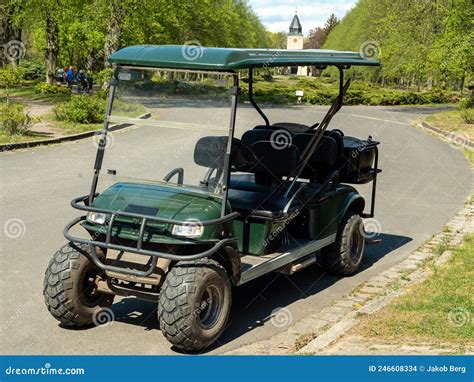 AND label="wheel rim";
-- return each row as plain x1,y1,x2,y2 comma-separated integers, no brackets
80,267,103,306
199,284,222,329
349,224,364,263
